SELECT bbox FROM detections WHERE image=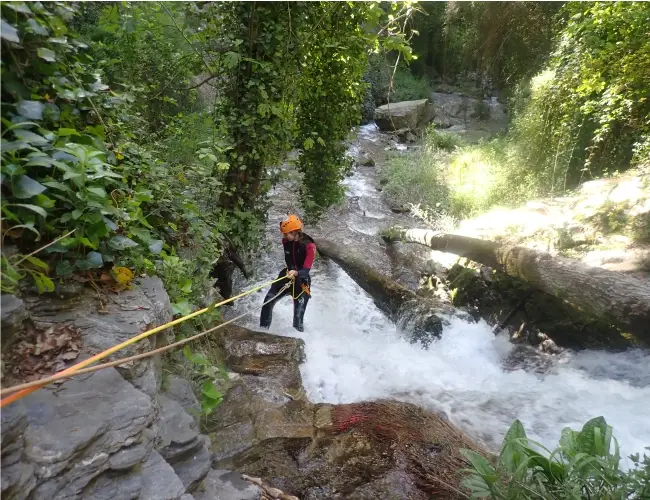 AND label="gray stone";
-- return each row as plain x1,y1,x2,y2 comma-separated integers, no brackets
139,450,186,500
222,325,305,370
355,153,375,167
0,294,28,348
163,375,200,415
210,421,256,464
169,436,212,492
1,461,36,500
2,367,154,498
194,469,260,500
108,443,151,471
137,276,173,323
23,277,172,393
1,405,28,452
374,99,435,131
156,394,202,462
82,469,142,500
